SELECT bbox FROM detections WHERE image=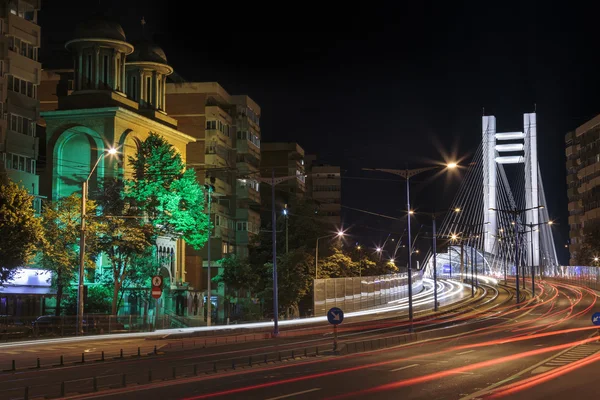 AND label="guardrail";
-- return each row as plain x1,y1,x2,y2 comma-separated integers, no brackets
0,342,336,399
